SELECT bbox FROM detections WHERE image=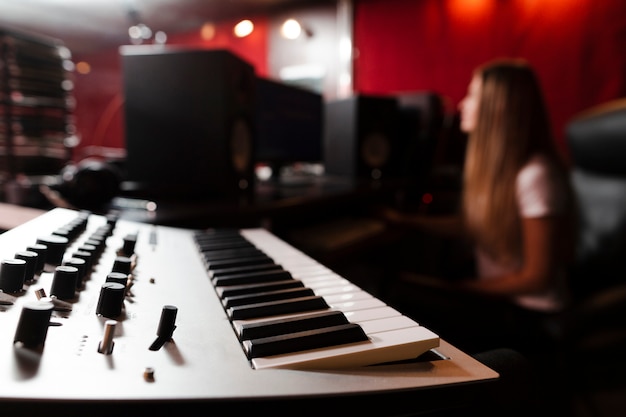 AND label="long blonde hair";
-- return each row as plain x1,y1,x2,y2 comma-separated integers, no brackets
462,59,566,264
